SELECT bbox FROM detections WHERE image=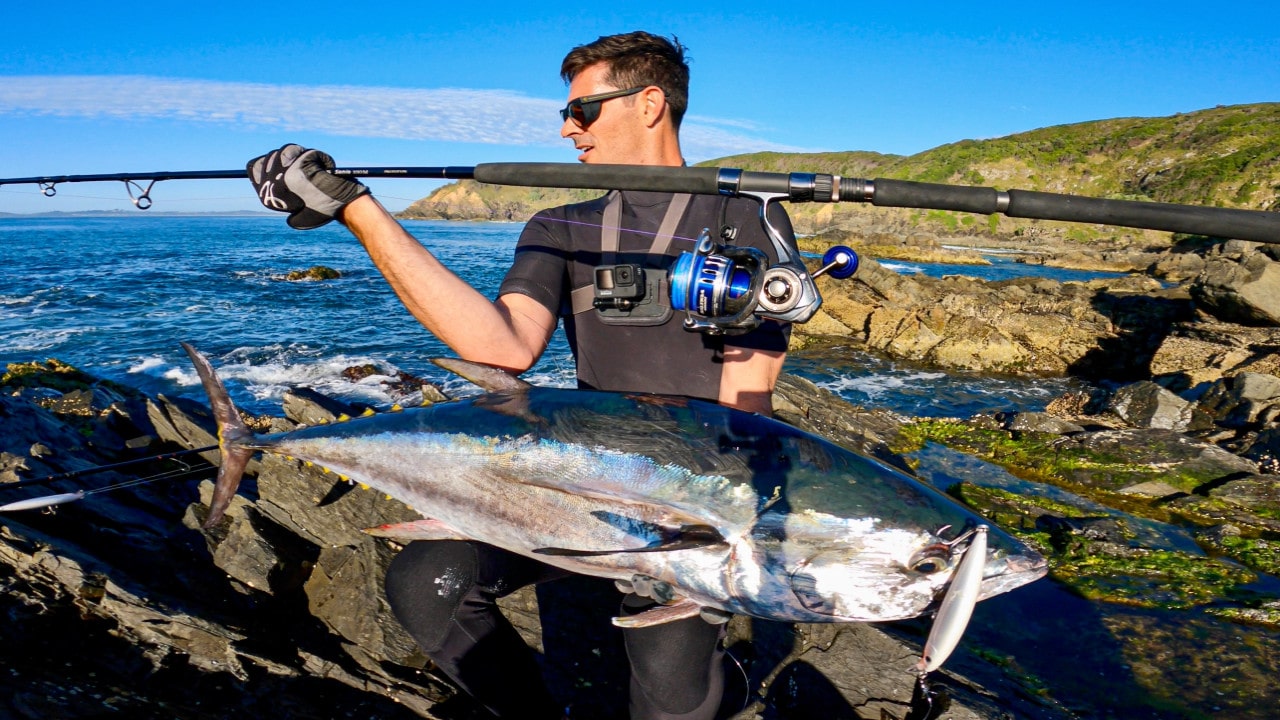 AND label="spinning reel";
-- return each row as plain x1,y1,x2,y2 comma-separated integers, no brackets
669,193,858,334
